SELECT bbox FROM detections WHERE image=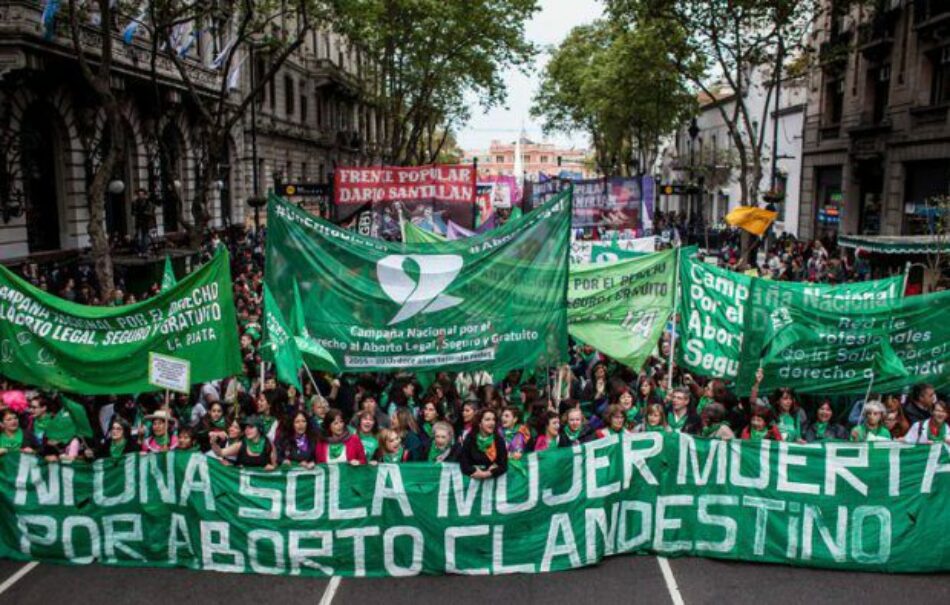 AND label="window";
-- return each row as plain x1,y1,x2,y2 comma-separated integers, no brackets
301,162,308,181
825,77,845,124
540,155,548,164
285,76,295,118
268,74,276,112
300,94,308,124
871,65,891,123
315,95,323,128
932,46,950,105
496,155,504,163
